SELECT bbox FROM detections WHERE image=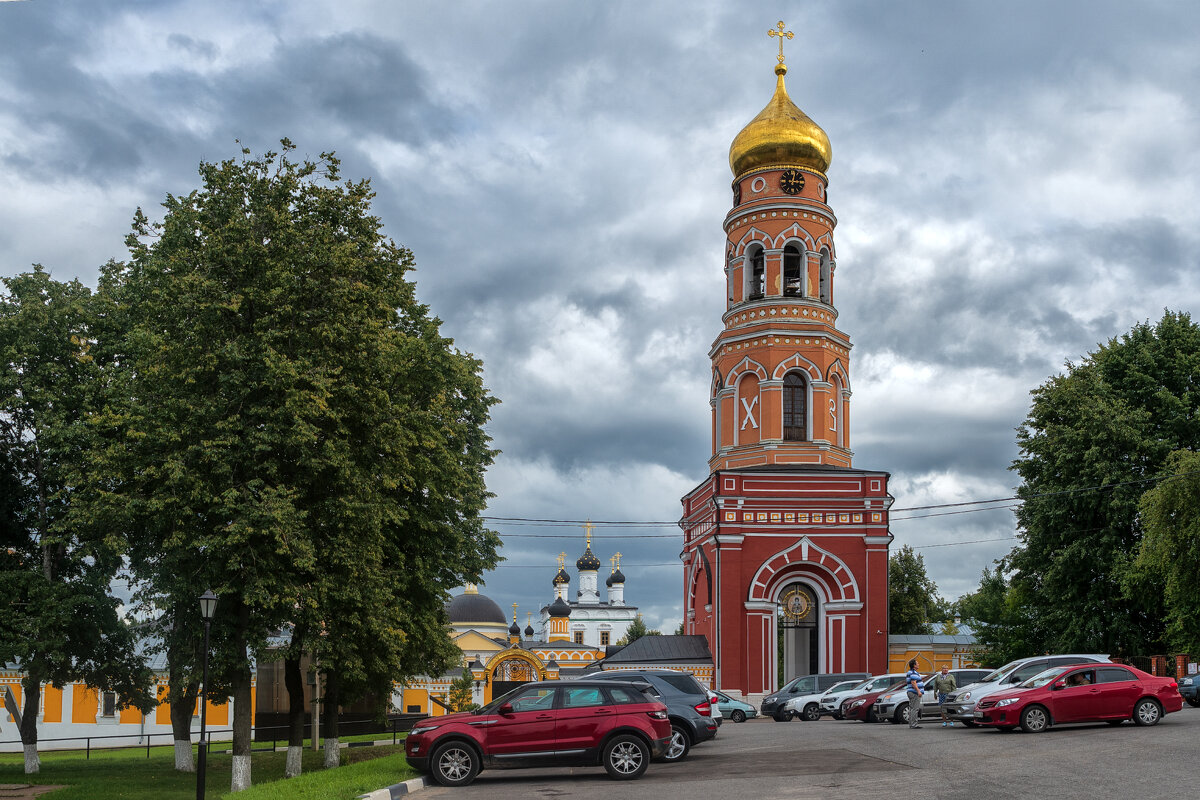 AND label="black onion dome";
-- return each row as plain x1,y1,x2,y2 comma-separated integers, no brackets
605,574,613,587
509,620,521,635
576,546,601,571
553,567,570,585
524,624,535,637
446,589,507,626
548,596,572,617
609,568,626,585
